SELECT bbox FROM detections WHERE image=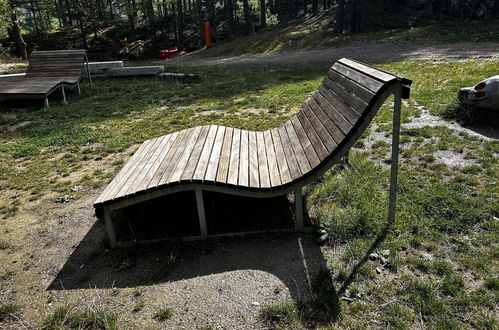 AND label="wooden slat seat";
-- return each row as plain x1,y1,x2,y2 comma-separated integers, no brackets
0,50,90,107
95,58,412,248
